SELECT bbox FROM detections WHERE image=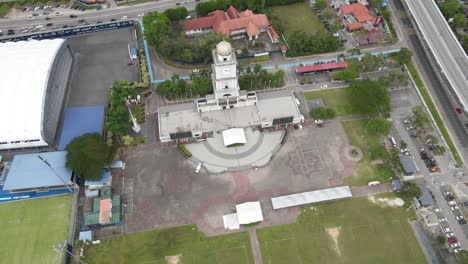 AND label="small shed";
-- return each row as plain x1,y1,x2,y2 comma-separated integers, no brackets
85,190,99,198
222,128,246,147
223,213,240,230
399,155,420,176
236,201,263,225
391,179,403,192
419,191,435,208
79,231,92,241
